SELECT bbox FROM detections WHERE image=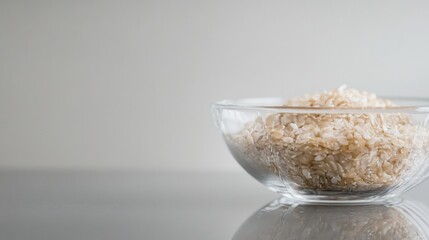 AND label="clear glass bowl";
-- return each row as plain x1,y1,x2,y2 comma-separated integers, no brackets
211,97,429,203
232,199,429,240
